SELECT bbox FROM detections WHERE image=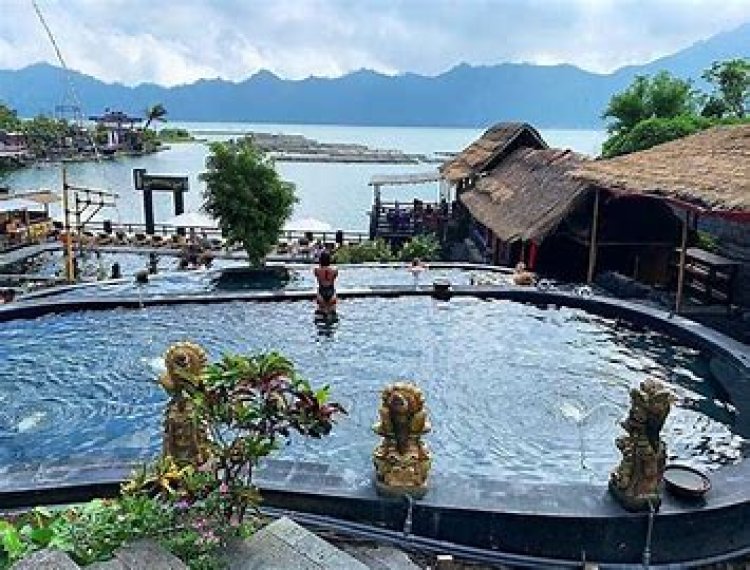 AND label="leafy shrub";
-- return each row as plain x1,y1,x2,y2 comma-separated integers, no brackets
398,234,441,261
333,239,393,263
0,350,343,570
